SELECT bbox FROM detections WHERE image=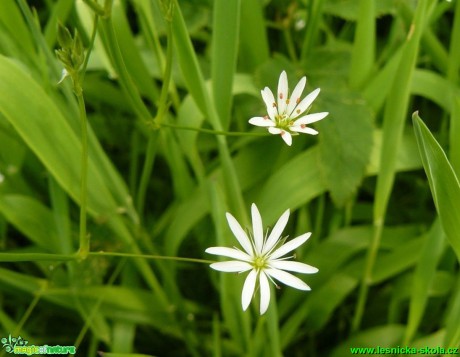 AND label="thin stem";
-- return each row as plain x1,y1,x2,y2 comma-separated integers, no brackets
0,253,77,262
136,131,158,215
73,258,126,350
157,122,268,137
77,92,89,259
88,251,214,264
82,0,105,17
13,283,47,336
79,14,99,85
283,27,298,63
136,13,174,217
